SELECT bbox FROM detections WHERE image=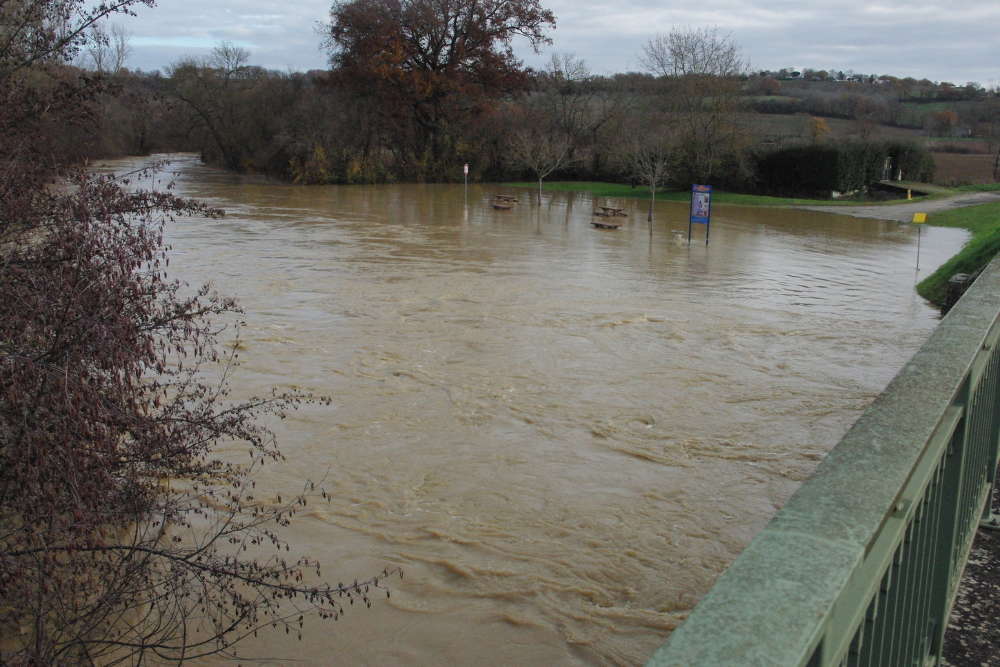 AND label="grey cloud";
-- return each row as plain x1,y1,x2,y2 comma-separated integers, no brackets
121,0,997,83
